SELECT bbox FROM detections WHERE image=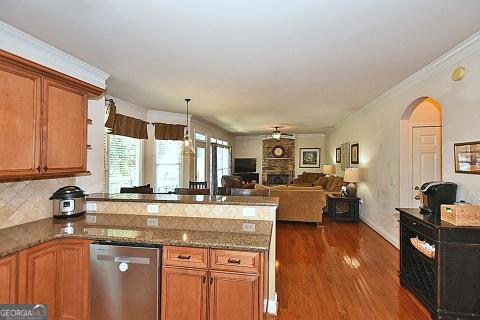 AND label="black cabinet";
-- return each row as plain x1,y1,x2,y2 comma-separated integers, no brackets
327,194,360,222
397,208,480,320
